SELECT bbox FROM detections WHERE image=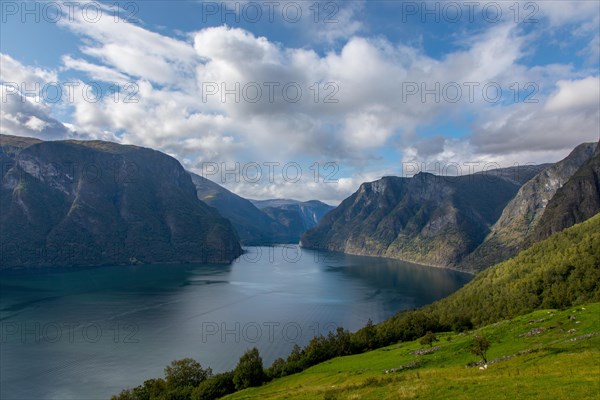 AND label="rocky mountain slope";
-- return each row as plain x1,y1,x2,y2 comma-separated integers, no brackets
0,134,242,268
529,144,600,242
300,171,525,268
460,142,598,271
